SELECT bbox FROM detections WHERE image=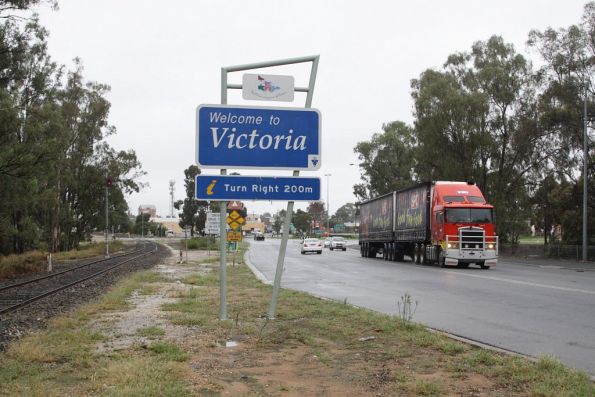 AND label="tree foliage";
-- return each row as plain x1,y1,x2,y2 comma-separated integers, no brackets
174,165,208,237
353,121,415,201
306,201,325,226
0,6,143,255
331,202,357,225
292,209,311,235
354,4,595,243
